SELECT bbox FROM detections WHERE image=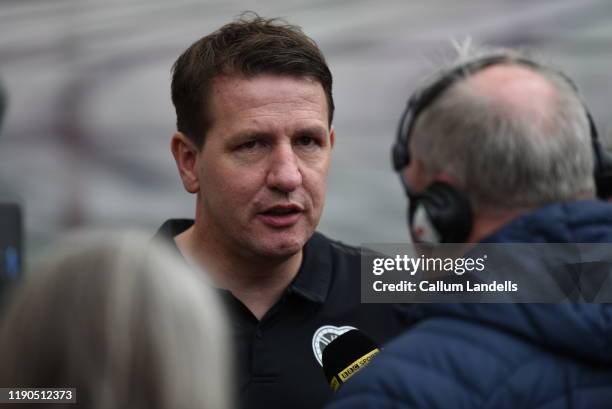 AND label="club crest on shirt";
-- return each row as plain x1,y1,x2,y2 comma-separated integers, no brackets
312,324,356,366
